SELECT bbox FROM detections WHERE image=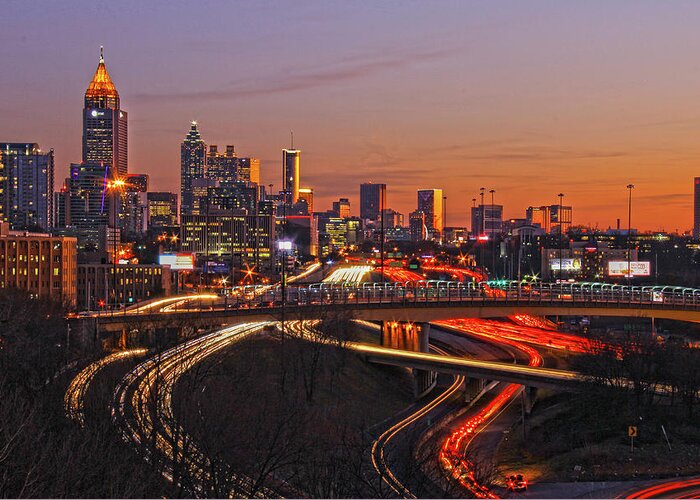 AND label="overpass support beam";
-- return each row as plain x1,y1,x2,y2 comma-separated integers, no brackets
521,386,536,415
413,368,437,399
464,377,486,402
